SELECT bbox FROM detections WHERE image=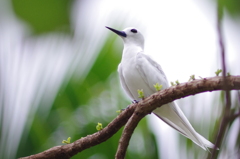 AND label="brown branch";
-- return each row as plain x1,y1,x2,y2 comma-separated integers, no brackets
19,76,240,159
229,112,240,123
19,105,136,159
115,105,147,159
